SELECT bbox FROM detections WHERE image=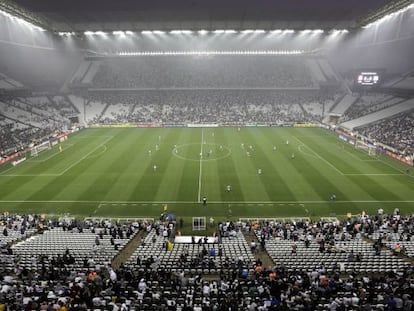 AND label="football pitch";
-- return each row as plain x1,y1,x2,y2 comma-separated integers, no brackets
0,127,413,221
